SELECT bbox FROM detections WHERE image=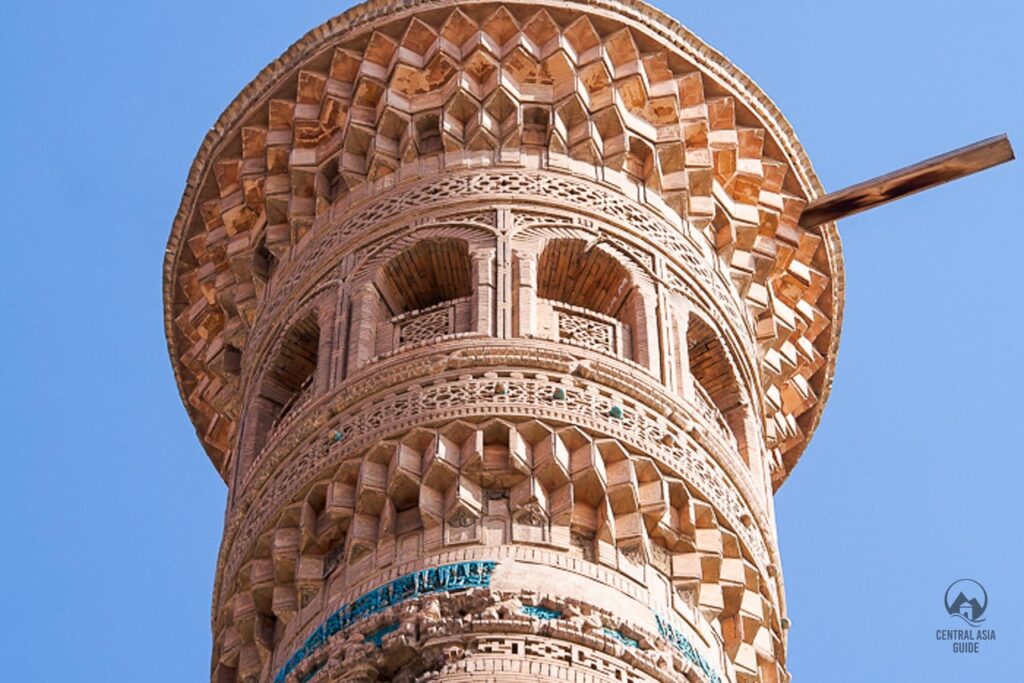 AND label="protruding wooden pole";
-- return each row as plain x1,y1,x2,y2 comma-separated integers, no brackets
799,134,1014,228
